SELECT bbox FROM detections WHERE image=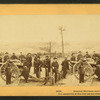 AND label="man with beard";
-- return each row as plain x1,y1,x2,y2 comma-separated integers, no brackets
61,57,69,78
